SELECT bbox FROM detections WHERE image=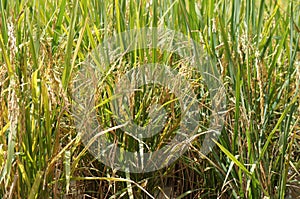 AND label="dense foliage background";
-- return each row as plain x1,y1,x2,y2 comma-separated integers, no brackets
0,0,299,198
